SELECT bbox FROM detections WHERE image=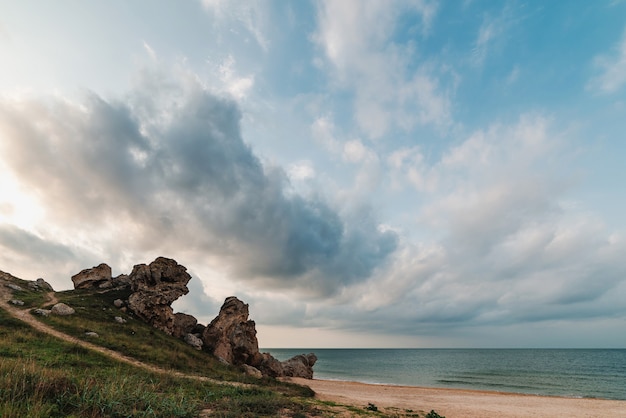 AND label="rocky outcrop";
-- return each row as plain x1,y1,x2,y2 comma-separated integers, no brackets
66,257,317,379
28,278,54,291
201,296,317,379
202,297,262,366
71,264,130,290
127,257,191,335
281,353,317,379
257,353,284,377
71,263,112,289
